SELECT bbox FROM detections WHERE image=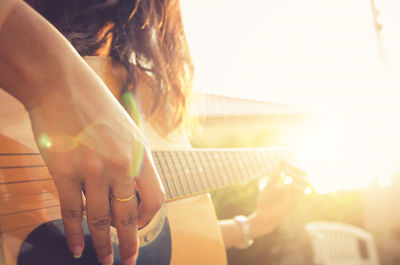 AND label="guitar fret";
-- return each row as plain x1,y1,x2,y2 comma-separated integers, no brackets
164,151,184,197
253,150,268,178
257,149,269,177
176,151,195,196
153,152,174,199
213,151,225,187
149,148,288,201
227,151,241,184
193,150,211,192
199,151,218,190
234,151,248,183
219,151,234,187
160,152,179,198
237,150,251,182
189,151,208,193
169,151,187,197
206,151,223,189
246,149,259,180
183,151,203,194
168,151,186,196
